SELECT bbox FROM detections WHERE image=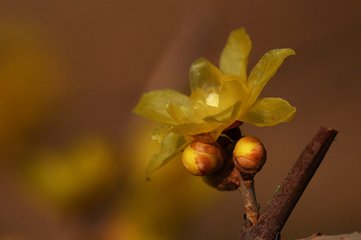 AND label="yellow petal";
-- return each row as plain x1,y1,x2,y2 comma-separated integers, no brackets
133,89,190,125
204,101,242,123
189,78,248,123
145,132,187,179
151,126,172,143
189,58,222,93
218,79,248,110
219,27,252,81
189,88,223,121
166,102,193,124
247,48,295,104
241,97,296,127
172,120,222,136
